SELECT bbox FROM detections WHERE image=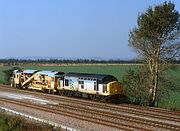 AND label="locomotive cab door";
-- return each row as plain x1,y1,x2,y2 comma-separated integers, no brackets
51,77,55,88
94,80,99,94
